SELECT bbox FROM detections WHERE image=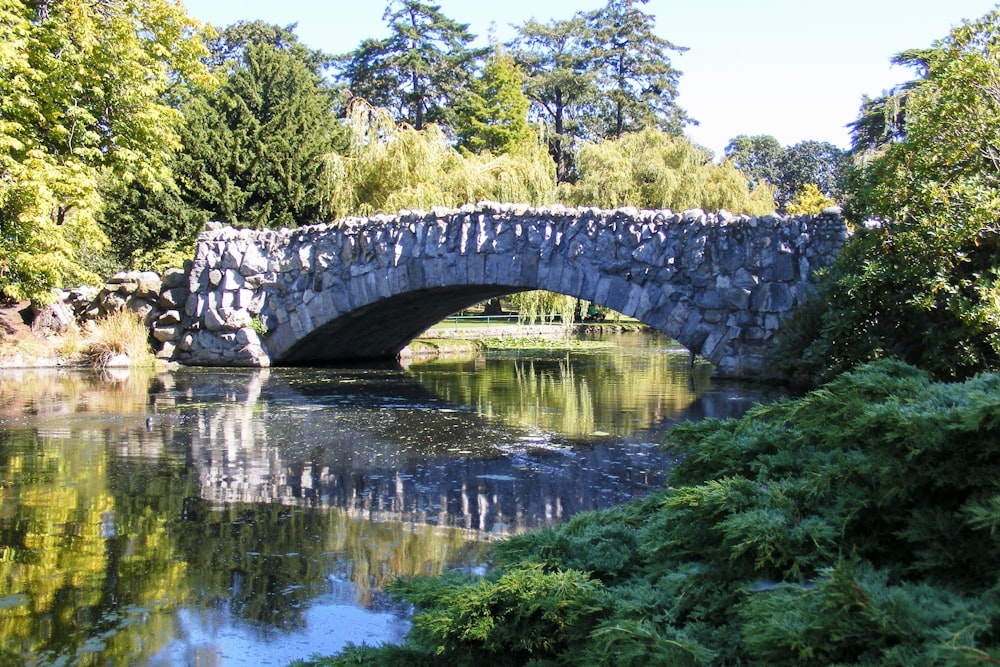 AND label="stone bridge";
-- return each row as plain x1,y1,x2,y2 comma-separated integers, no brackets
165,204,849,378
